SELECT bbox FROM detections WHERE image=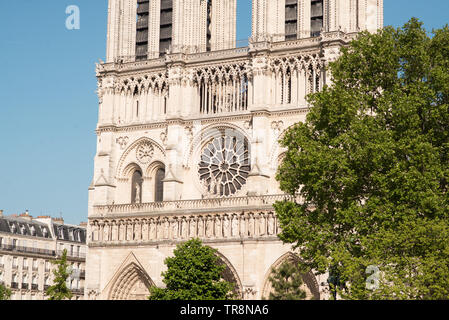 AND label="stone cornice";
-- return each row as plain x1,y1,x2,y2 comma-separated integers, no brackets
89,236,280,248
95,107,309,135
